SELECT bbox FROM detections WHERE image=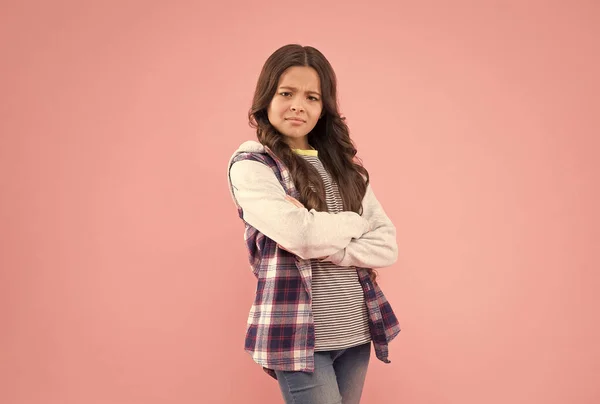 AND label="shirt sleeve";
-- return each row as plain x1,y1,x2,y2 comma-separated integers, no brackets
322,182,398,268
229,159,371,260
